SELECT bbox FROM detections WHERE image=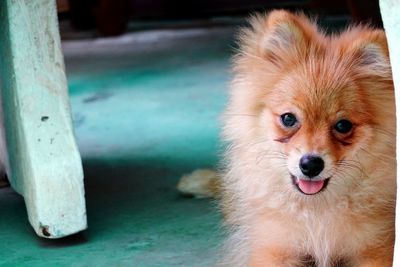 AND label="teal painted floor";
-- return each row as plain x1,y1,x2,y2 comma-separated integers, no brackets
0,26,234,266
